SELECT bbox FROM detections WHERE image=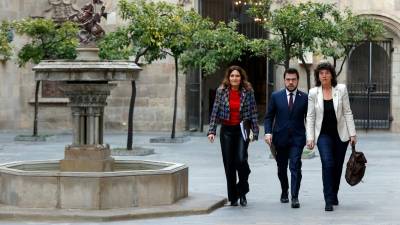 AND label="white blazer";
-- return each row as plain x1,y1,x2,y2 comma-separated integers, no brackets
306,84,356,142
